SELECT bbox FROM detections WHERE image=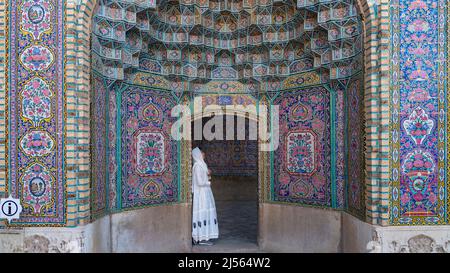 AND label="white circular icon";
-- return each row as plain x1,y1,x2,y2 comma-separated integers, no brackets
0,195,23,223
